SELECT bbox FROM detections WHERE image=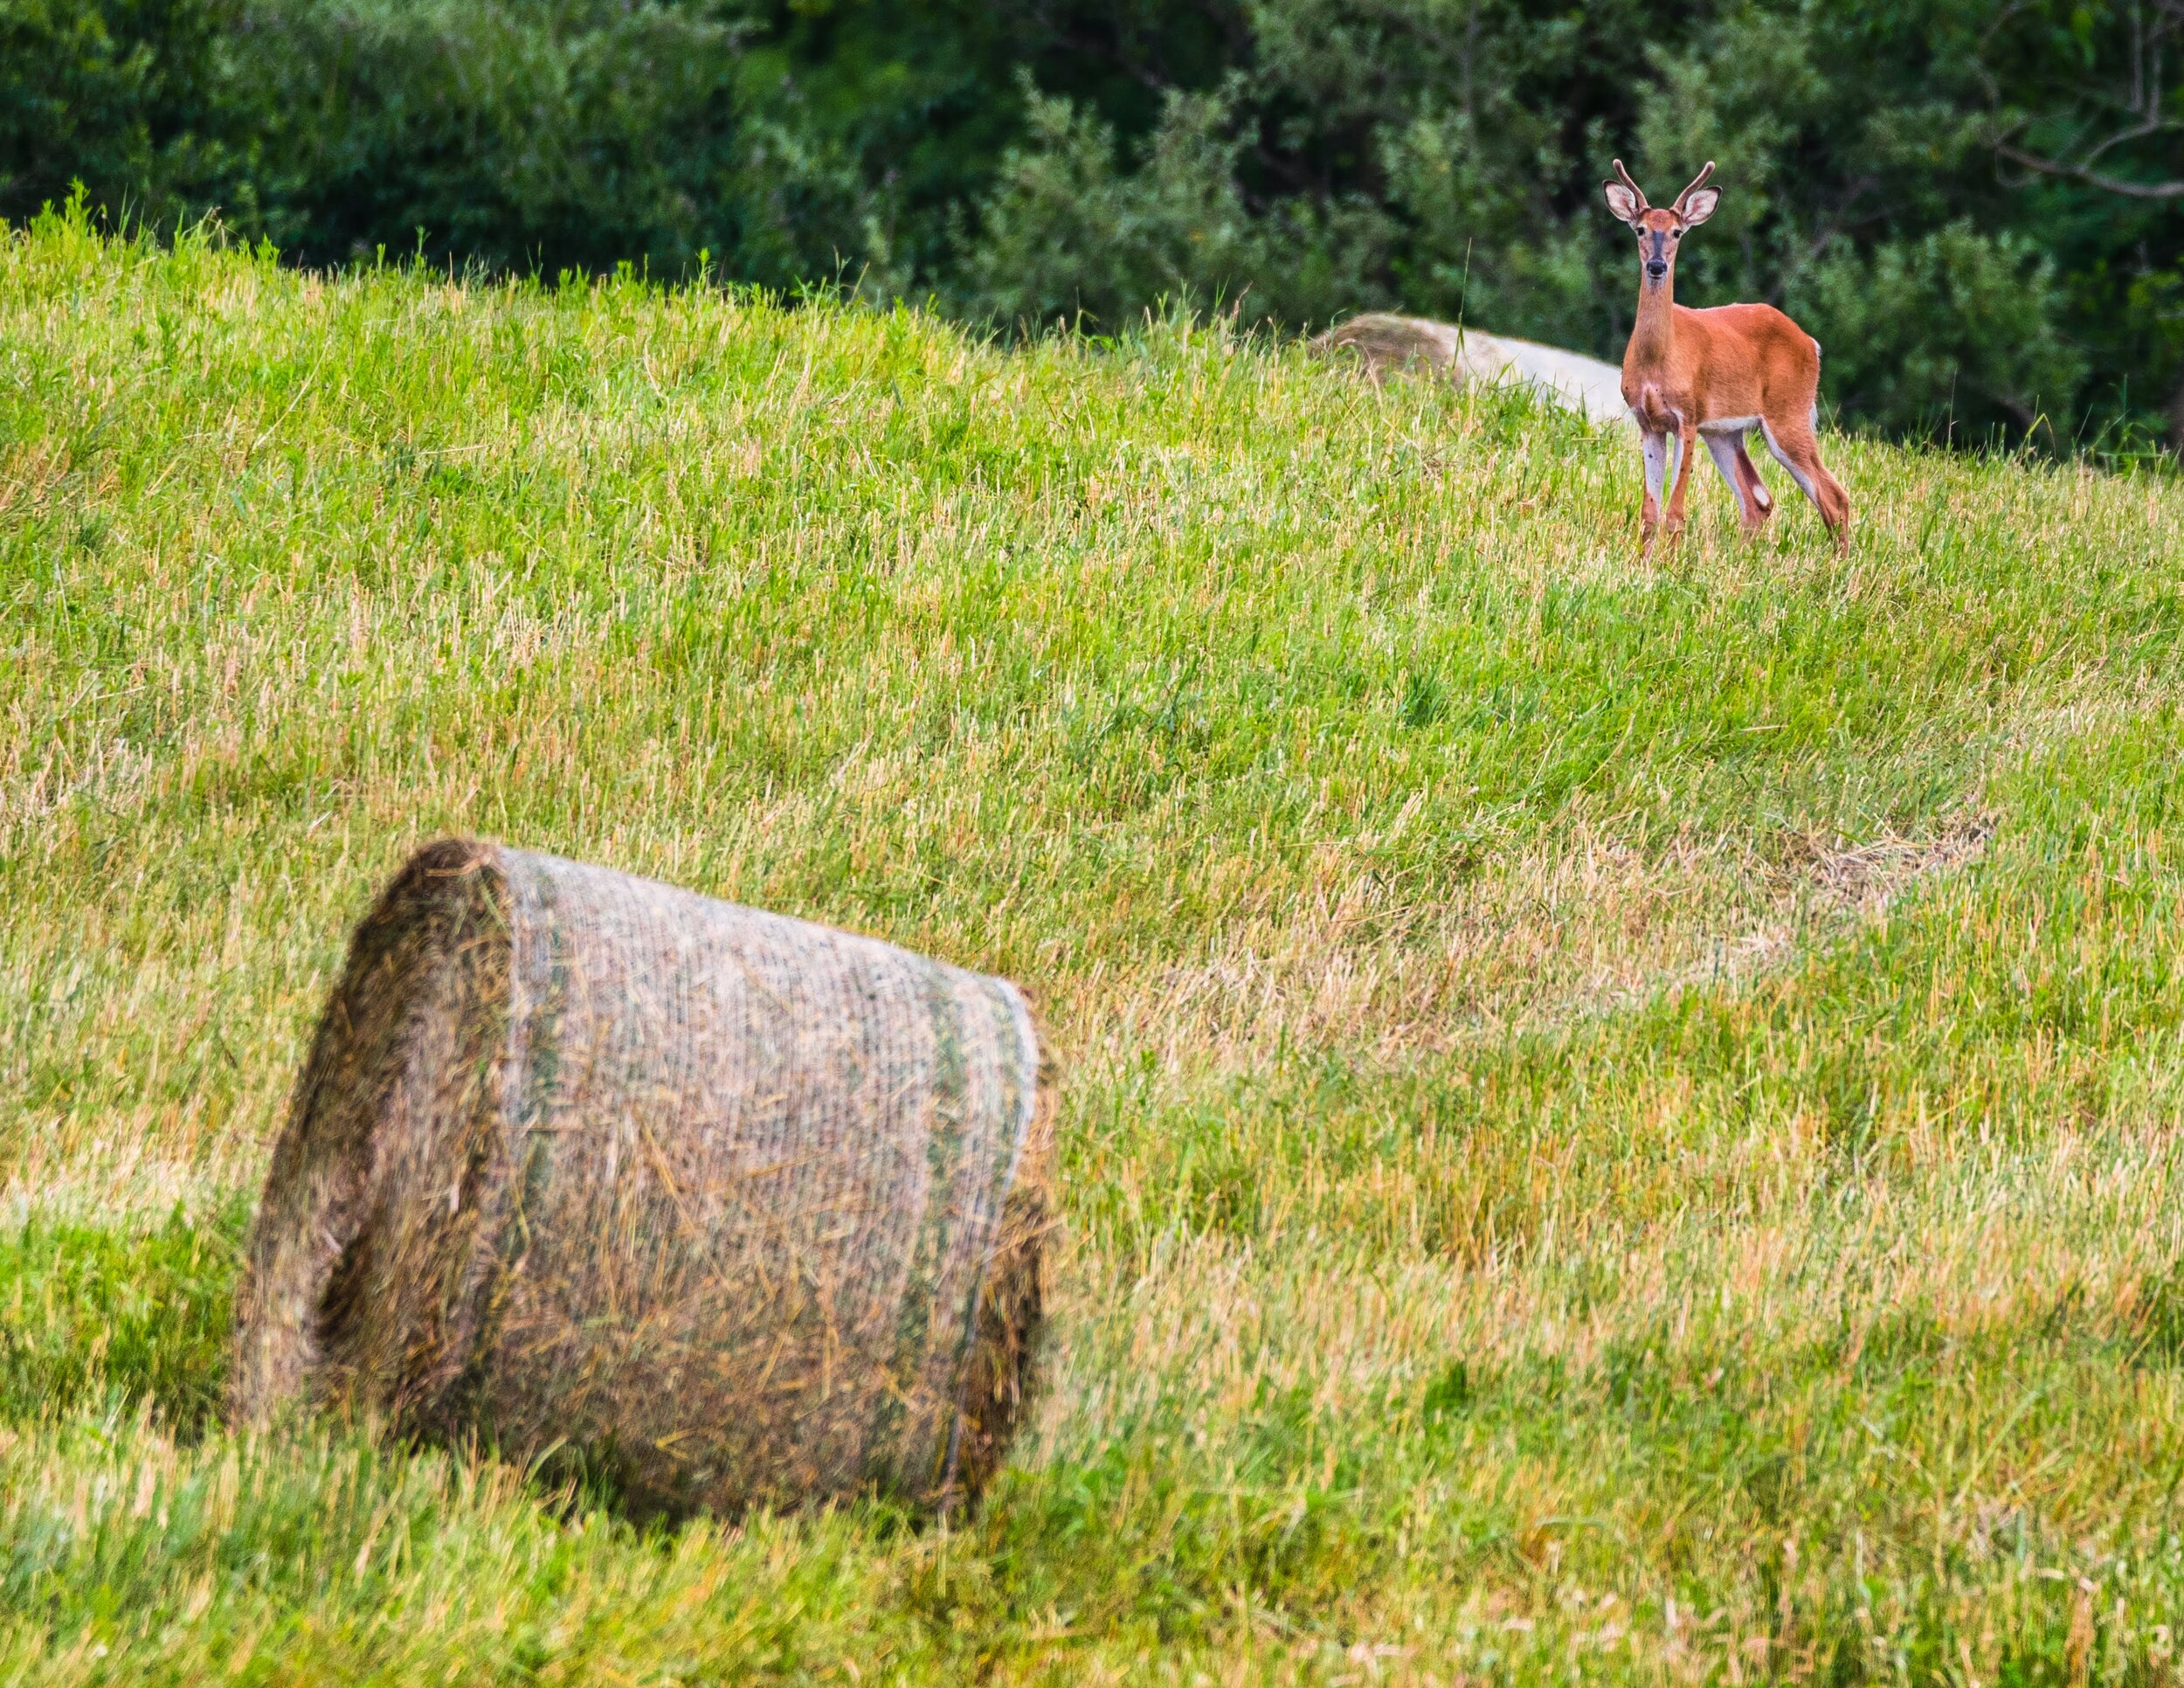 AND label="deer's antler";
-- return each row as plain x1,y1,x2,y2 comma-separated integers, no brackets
1672,162,1717,214
1610,159,1649,210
